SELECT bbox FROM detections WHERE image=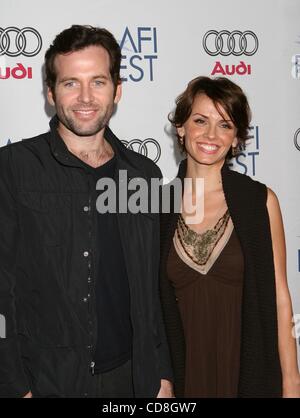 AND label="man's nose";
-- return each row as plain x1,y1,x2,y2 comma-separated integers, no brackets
78,84,94,103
